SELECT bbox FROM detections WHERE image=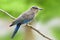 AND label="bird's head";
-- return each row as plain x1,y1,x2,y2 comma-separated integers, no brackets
31,6,43,13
